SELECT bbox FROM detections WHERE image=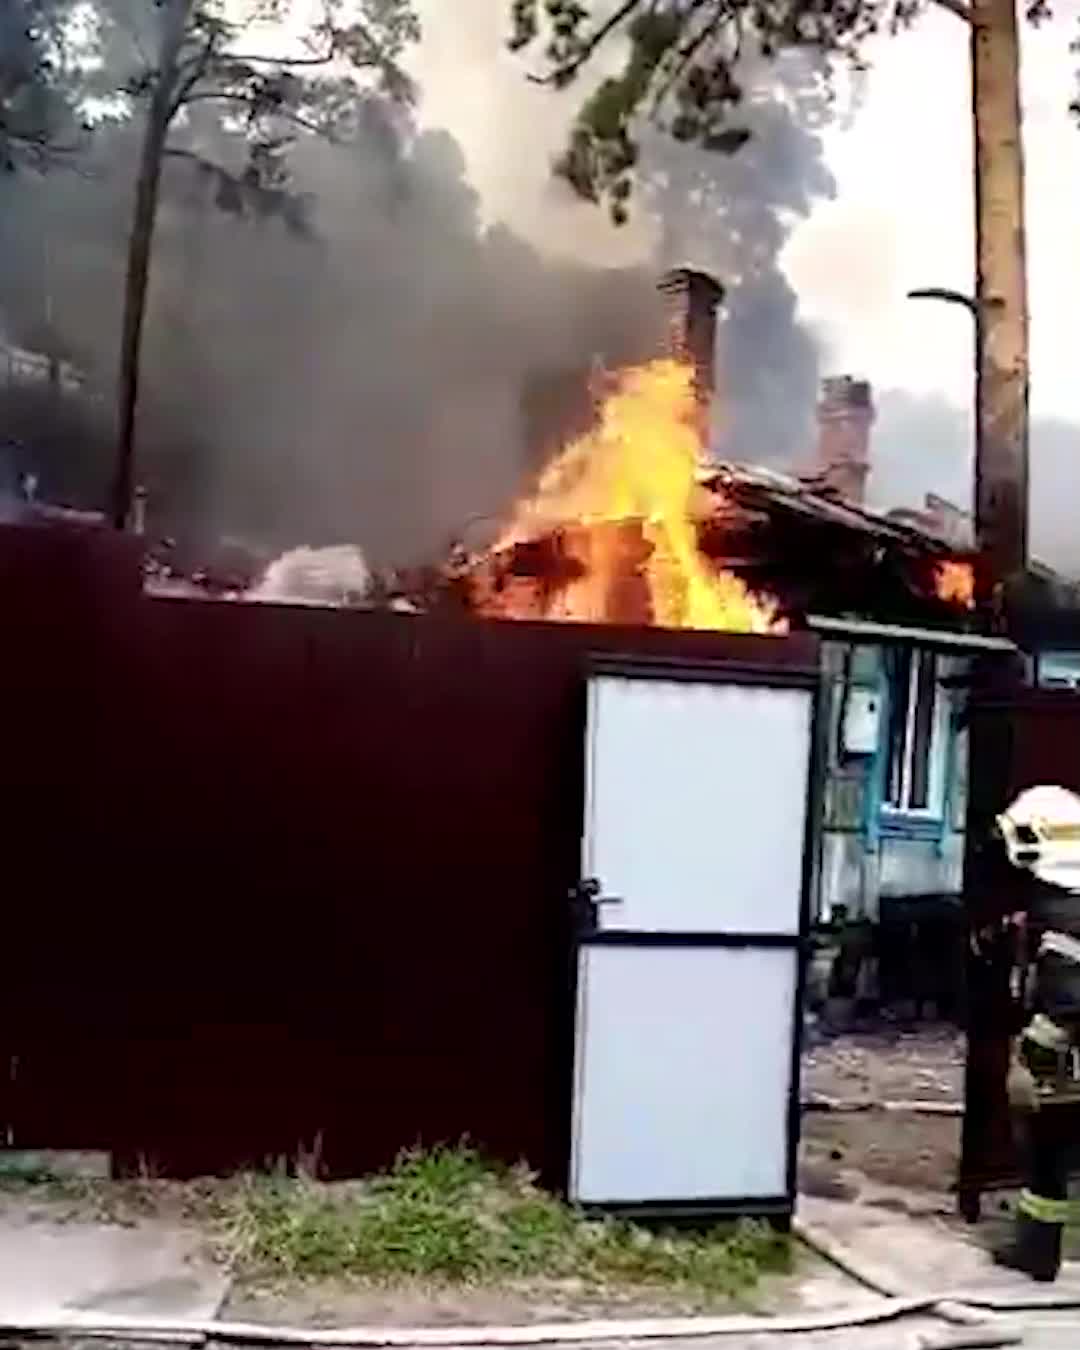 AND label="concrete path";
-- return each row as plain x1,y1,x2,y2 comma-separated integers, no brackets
7,1188,1080,1348
786,1193,1080,1348
0,1203,228,1324
797,1193,1080,1299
